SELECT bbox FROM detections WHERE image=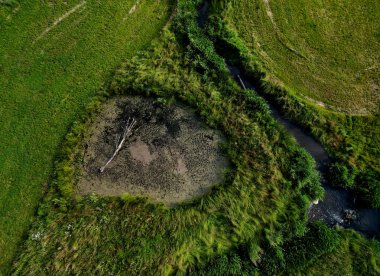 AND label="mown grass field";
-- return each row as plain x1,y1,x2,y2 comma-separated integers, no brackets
222,0,380,114
0,0,173,272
